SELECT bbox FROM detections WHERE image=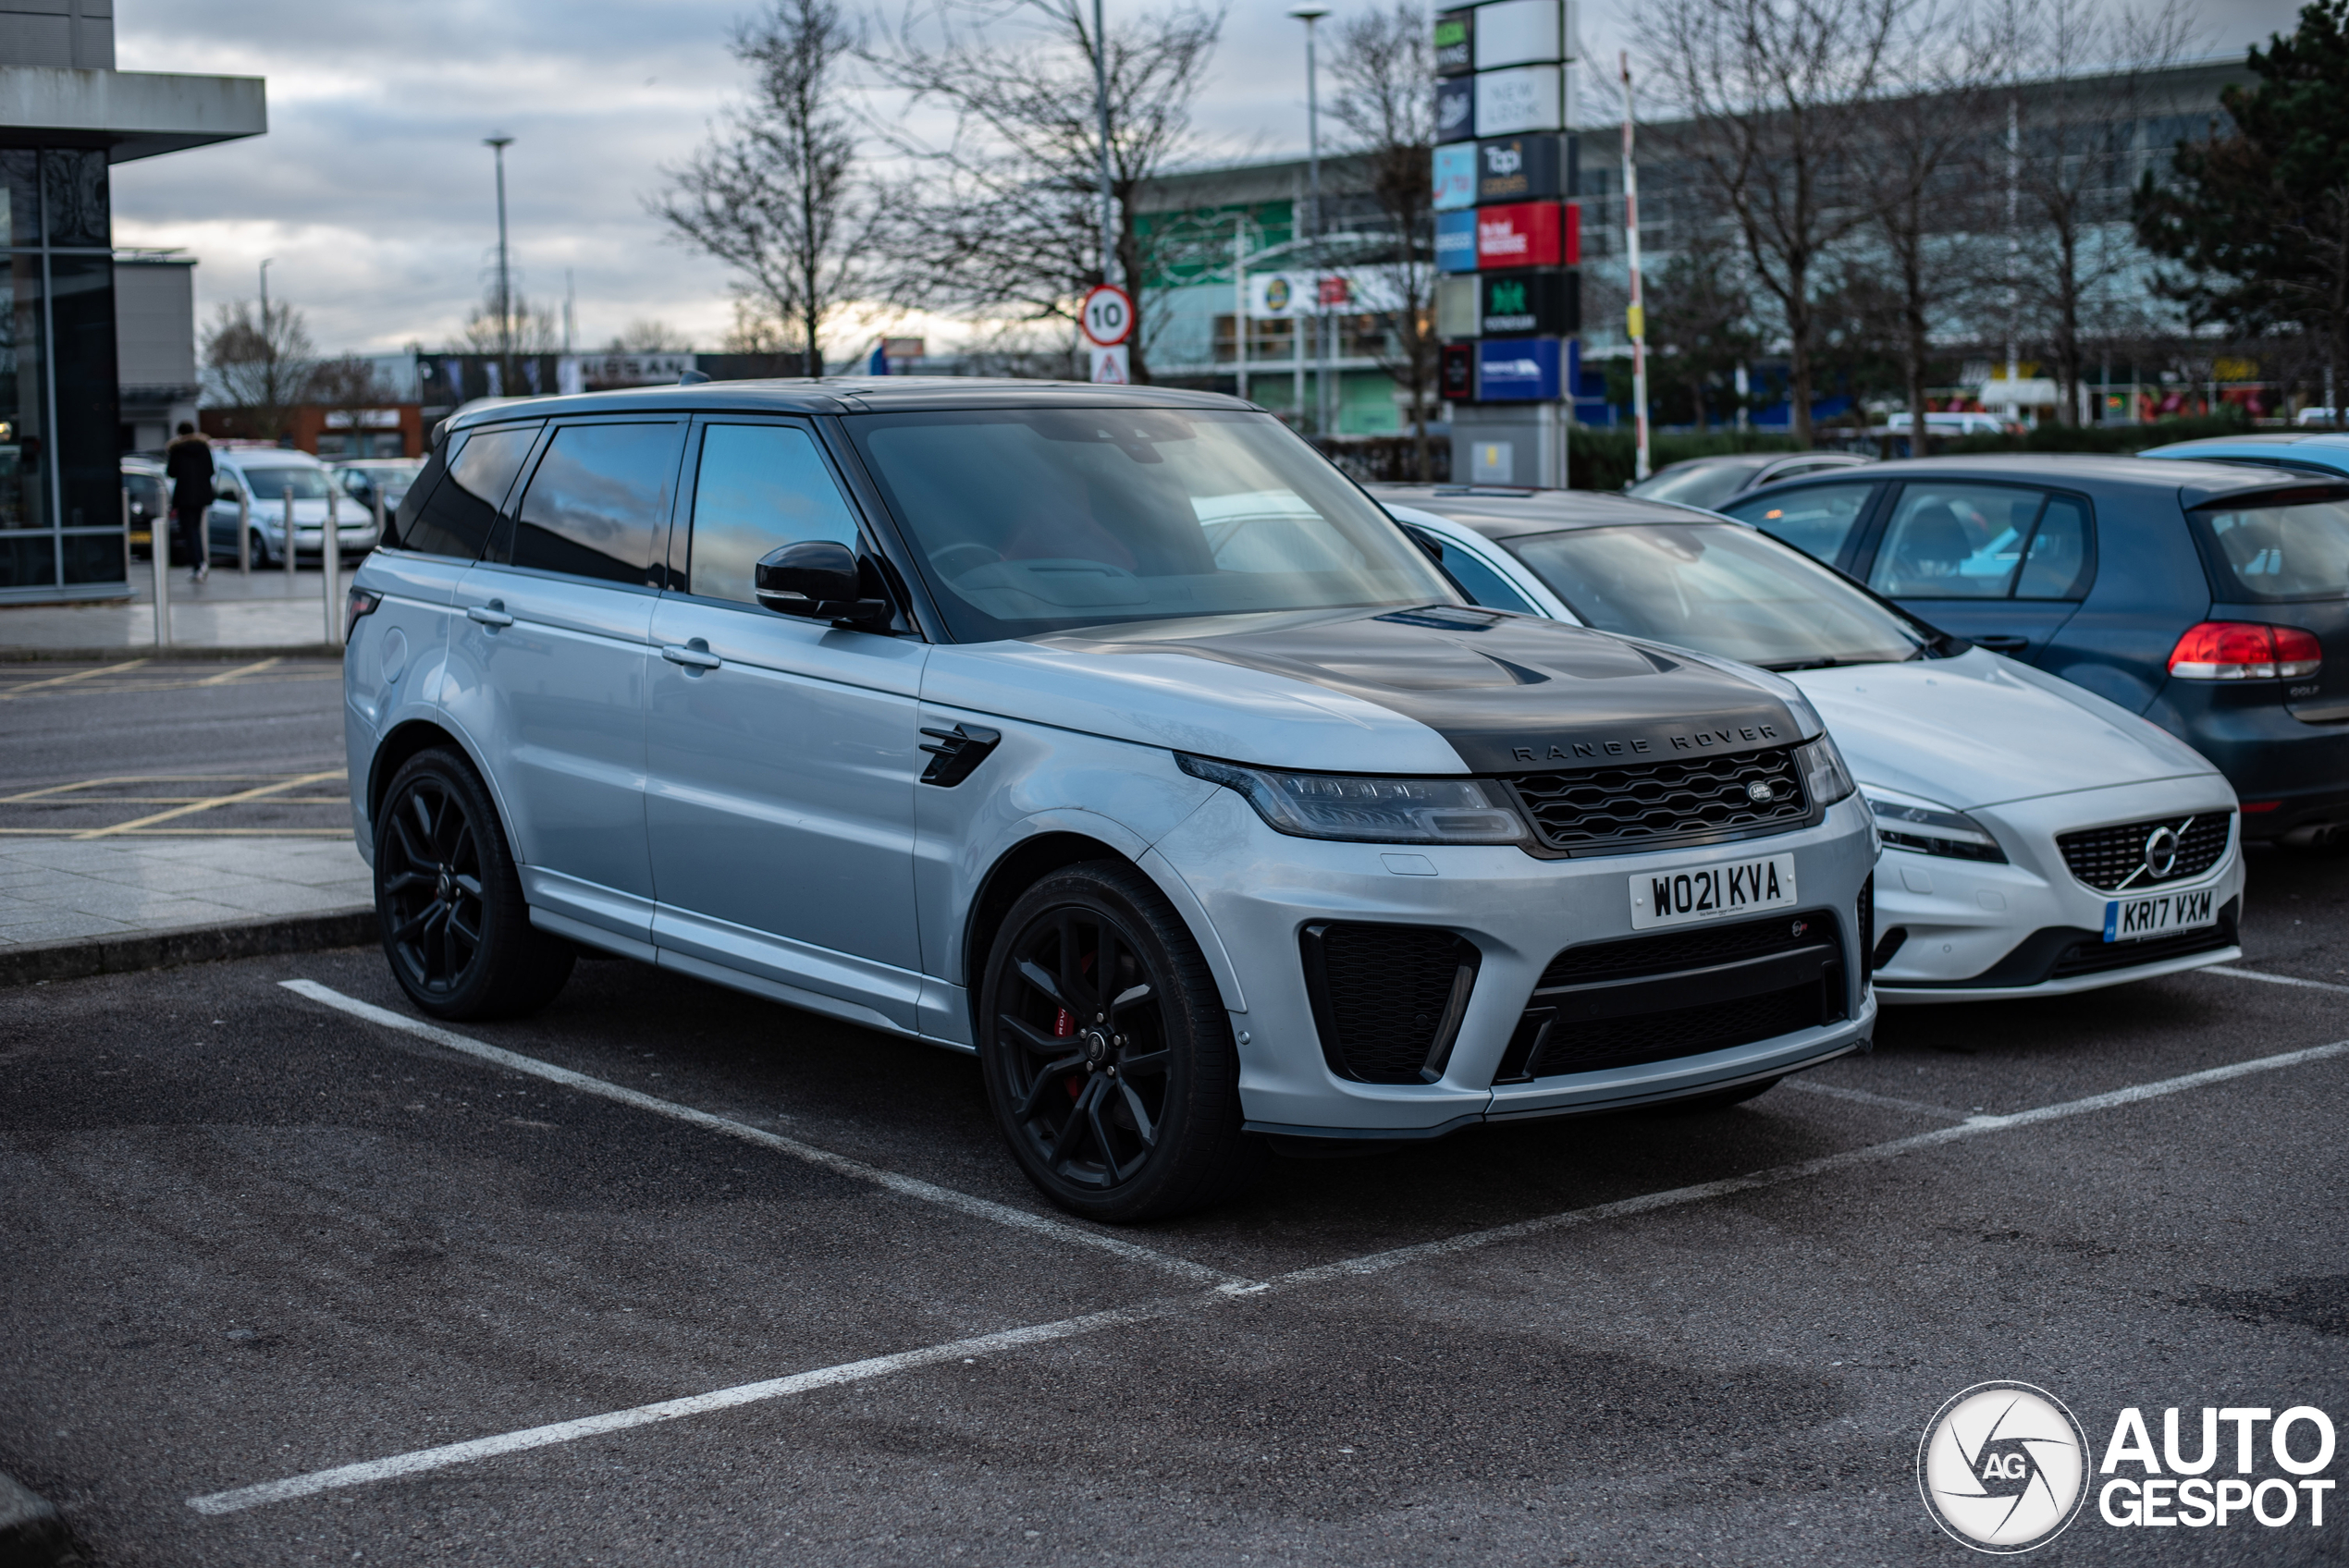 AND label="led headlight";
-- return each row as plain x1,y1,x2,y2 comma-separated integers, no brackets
1794,734,1856,807
1177,754,1529,845
1865,790,2007,863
